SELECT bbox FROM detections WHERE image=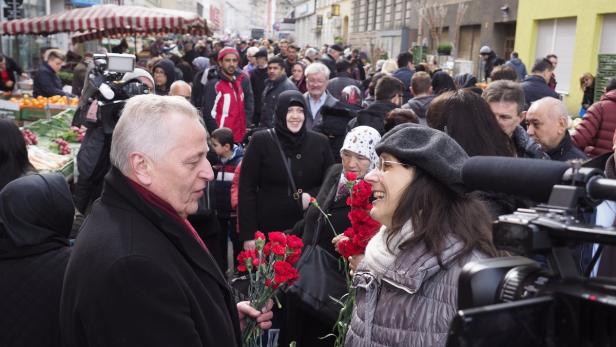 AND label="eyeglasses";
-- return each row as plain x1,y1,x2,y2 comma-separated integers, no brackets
376,159,410,172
